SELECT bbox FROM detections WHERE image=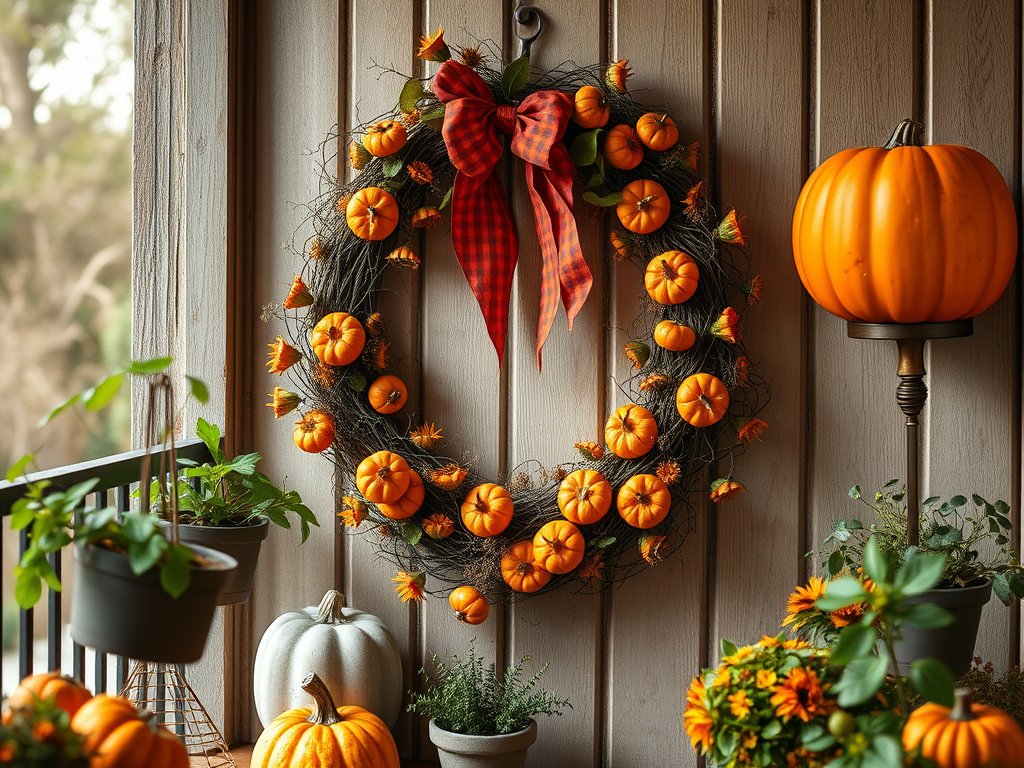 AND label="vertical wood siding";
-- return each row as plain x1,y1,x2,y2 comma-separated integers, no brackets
246,1,1024,762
